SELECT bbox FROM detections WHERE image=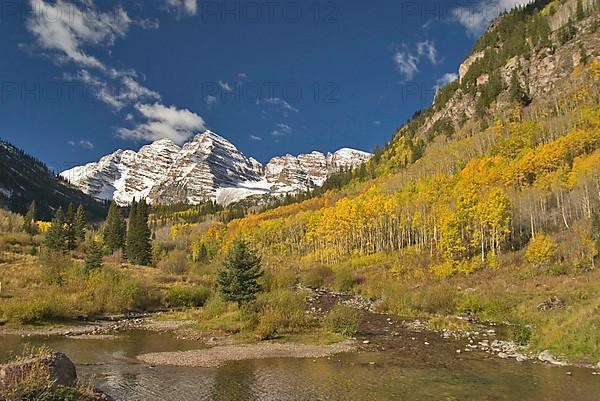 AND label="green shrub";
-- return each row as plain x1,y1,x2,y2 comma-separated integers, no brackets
241,290,310,339
0,292,74,324
167,285,211,308
510,322,532,346
457,293,485,315
302,265,333,289
323,305,360,337
334,266,357,292
262,268,297,291
158,249,190,274
548,264,568,276
415,285,458,314
255,308,283,340
39,250,75,286
83,267,143,315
